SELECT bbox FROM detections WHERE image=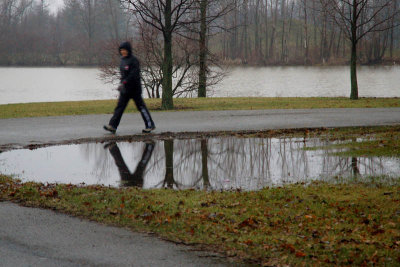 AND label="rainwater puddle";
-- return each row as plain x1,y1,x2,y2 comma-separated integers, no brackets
0,137,399,191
